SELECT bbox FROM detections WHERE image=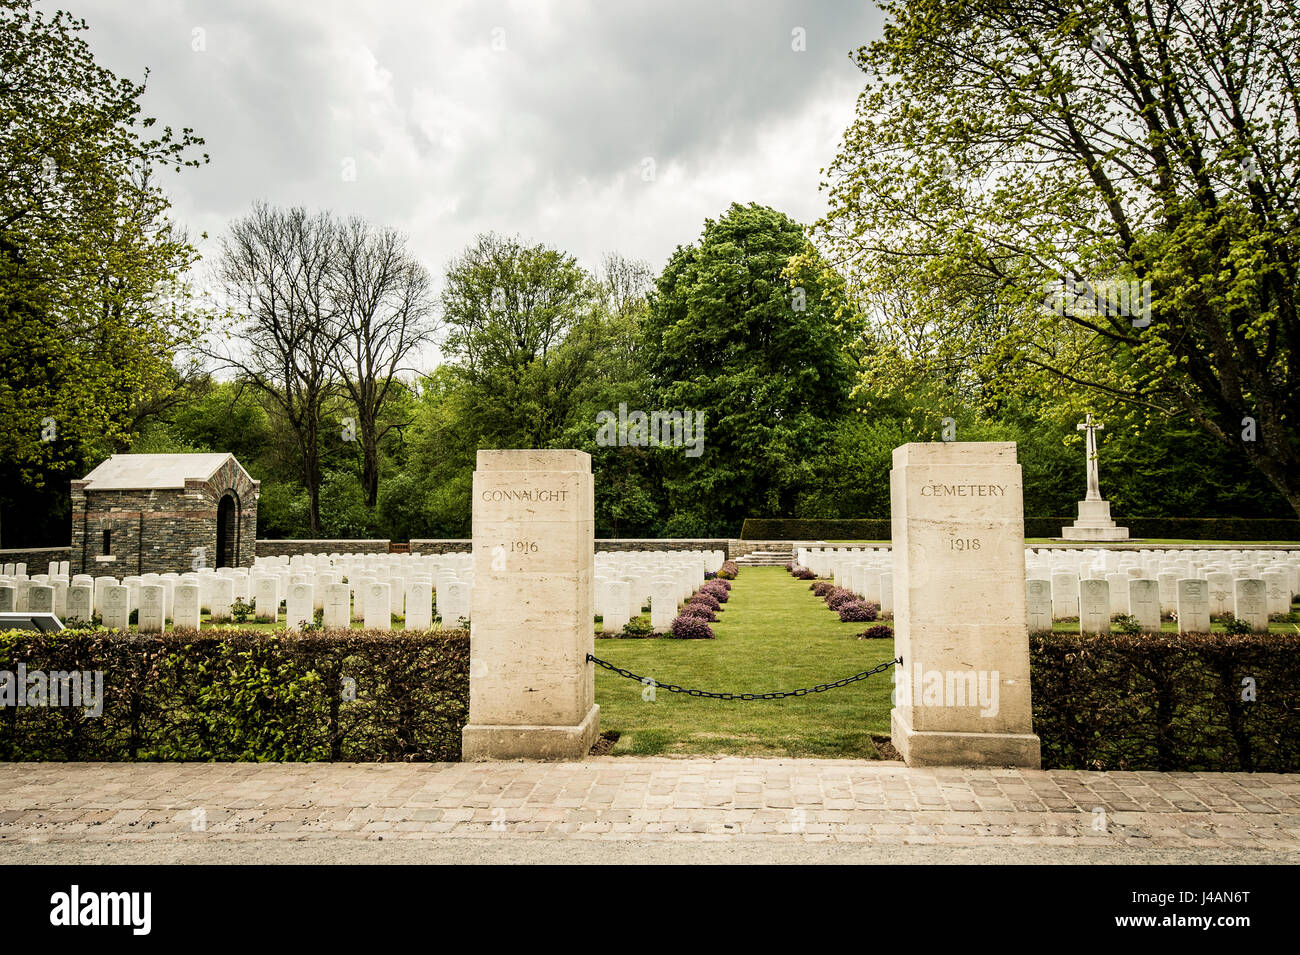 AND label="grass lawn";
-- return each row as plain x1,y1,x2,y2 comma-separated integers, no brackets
594,565,897,759
826,538,1300,546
